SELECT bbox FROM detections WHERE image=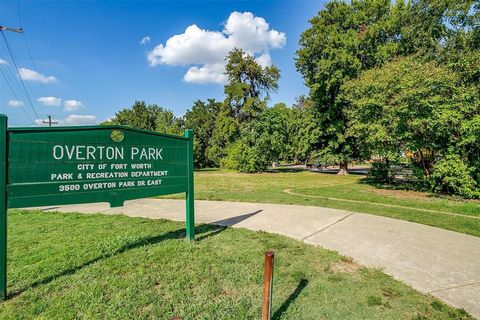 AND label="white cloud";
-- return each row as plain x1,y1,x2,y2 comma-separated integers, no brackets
8,100,23,107
64,100,84,111
183,63,227,84
147,11,286,84
0,58,7,65
35,114,97,126
37,96,62,106
62,114,97,125
18,67,57,83
255,53,272,68
140,36,151,44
